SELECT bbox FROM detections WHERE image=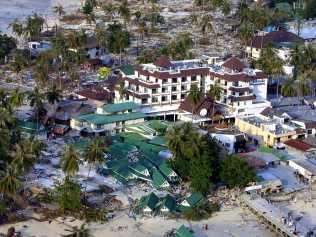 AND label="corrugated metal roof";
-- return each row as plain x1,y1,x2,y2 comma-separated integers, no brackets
101,102,139,113
72,112,146,125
